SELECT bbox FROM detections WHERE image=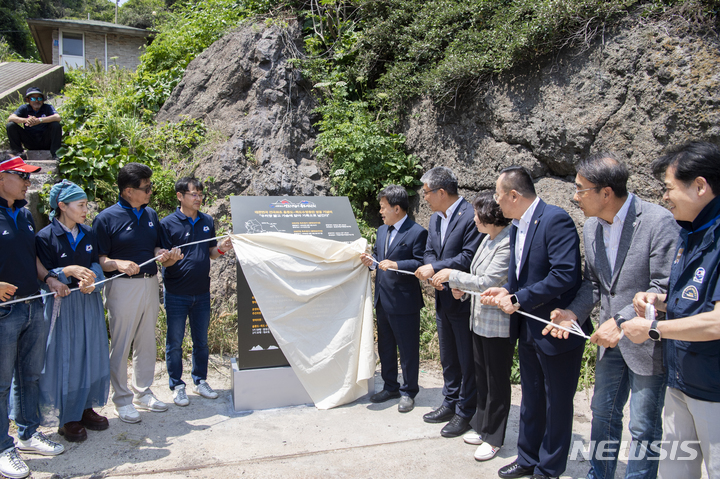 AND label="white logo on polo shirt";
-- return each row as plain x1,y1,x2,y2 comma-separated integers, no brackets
61,253,67,258
126,226,132,231
694,267,705,284
185,232,190,237
86,245,92,252
203,226,210,232
1,230,7,235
